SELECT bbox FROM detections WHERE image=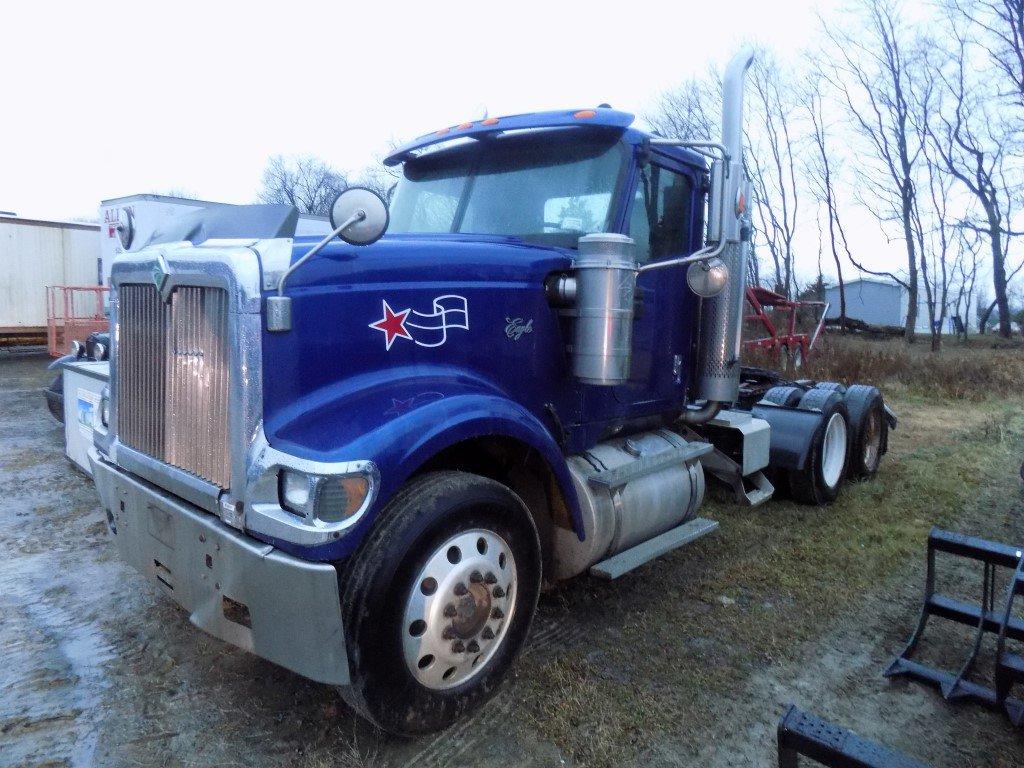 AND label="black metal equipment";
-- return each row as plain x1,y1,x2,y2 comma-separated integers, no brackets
886,528,1024,726
777,706,931,768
